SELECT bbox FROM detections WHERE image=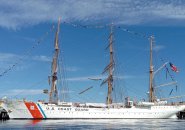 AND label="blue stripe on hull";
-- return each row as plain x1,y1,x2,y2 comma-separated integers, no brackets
37,103,47,118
